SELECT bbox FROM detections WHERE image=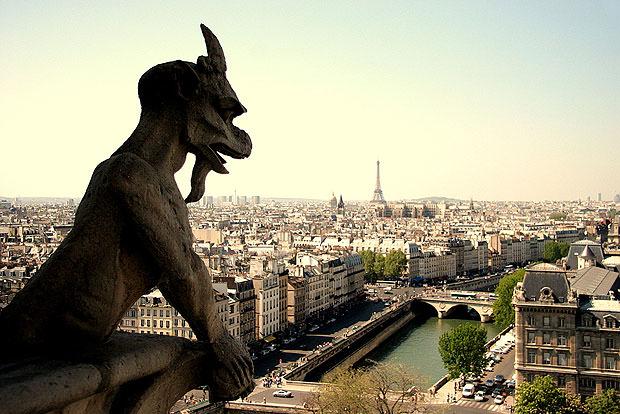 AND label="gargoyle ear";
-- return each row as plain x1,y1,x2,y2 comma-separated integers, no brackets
177,62,201,102
138,61,202,110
